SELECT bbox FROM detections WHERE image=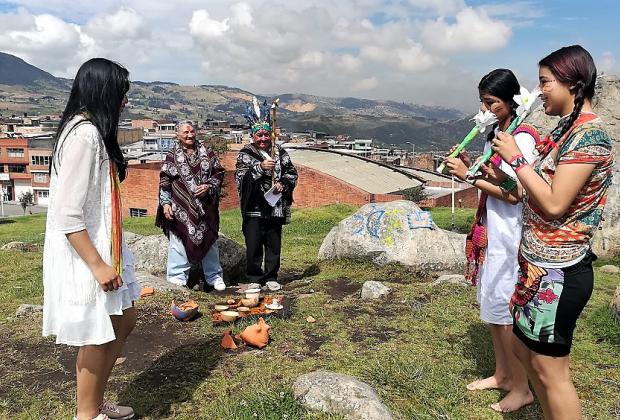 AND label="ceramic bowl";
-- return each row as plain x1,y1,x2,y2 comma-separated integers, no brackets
220,310,239,322
237,306,251,314
214,304,229,312
245,288,261,300
240,298,259,308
